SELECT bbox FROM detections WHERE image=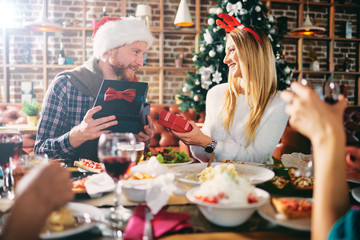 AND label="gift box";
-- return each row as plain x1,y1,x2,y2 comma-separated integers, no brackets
93,80,149,134
157,110,192,133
